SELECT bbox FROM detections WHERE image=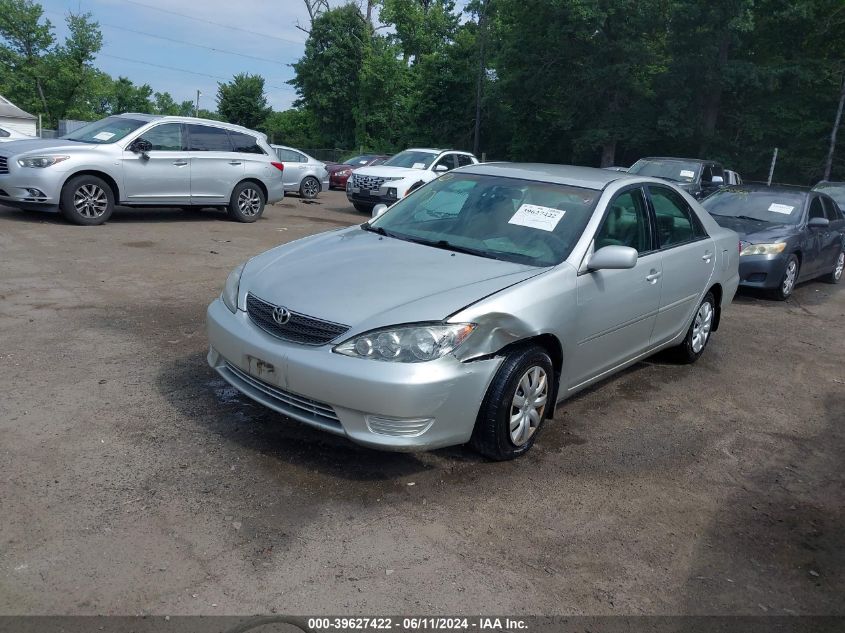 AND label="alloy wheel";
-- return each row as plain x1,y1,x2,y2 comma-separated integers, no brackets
509,366,548,446
237,188,261,216
691,300,713,354
782,259,798,296
73,184,108,218
835,252,844,281
302,178,319,198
